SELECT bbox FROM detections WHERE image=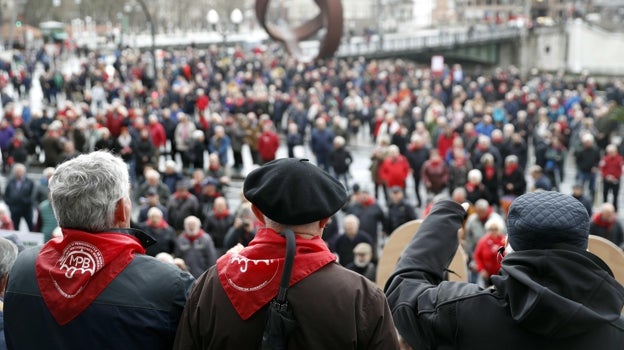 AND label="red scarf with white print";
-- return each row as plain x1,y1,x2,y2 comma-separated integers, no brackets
35,229,145,325
217,228,336,320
